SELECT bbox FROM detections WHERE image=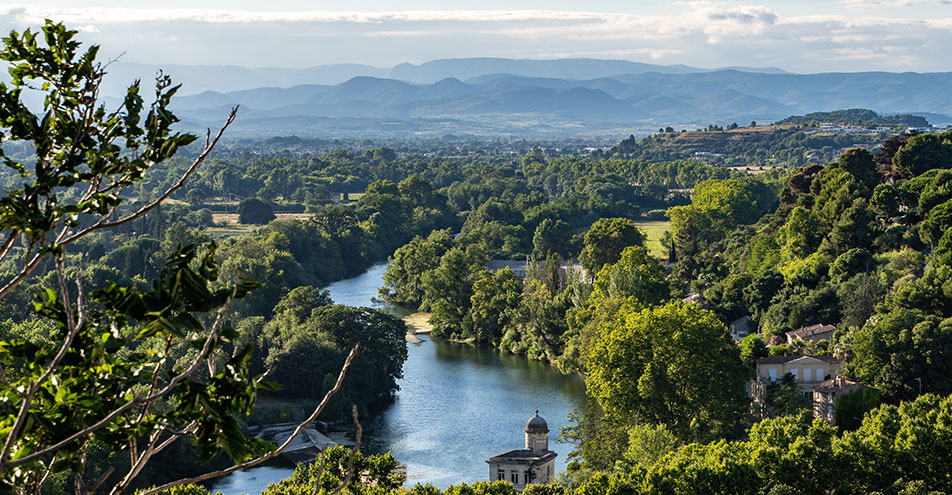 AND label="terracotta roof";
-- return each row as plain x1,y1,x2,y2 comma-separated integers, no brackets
786,324,835,340
812,377,863,394
755,354,839,365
